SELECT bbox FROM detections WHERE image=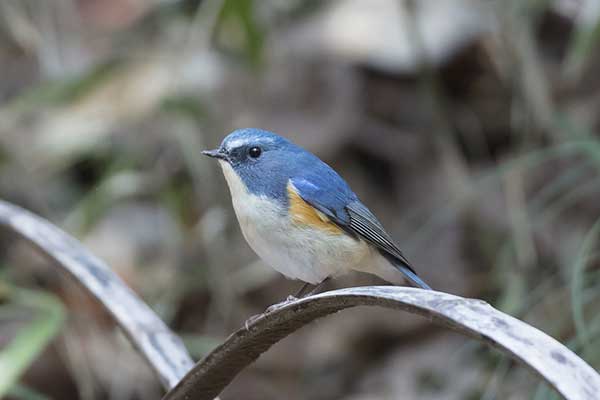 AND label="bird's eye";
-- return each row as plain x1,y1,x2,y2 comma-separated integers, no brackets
248,146,262,158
